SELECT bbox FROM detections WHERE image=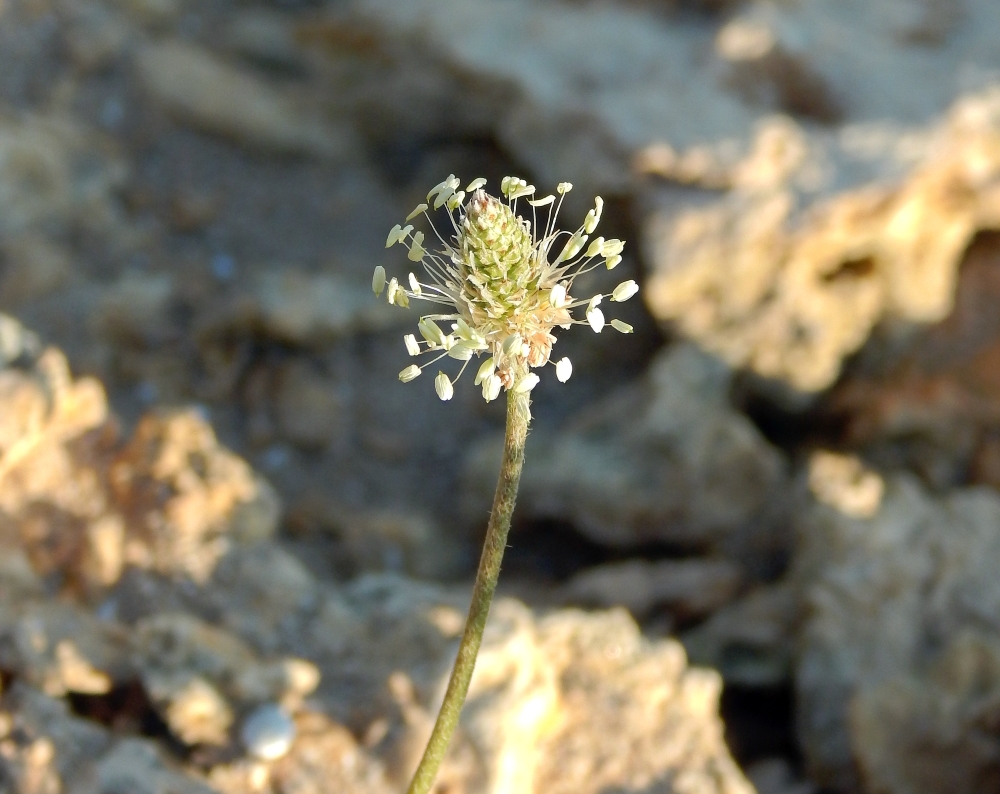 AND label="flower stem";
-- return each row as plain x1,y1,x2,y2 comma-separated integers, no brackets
407,376,532,794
